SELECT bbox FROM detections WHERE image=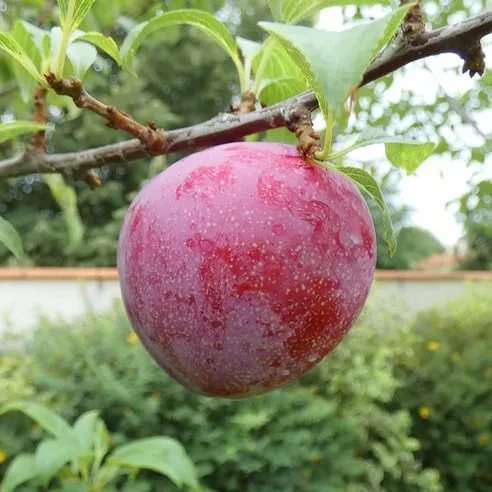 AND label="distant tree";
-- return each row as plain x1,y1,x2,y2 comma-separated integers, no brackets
389,226,445,270
458,179,492,270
